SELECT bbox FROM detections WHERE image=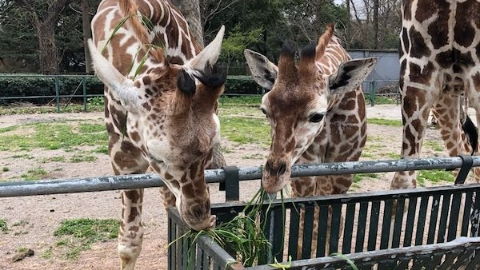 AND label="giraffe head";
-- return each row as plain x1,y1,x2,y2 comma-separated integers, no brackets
245,26,376,194
88,27,226,230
